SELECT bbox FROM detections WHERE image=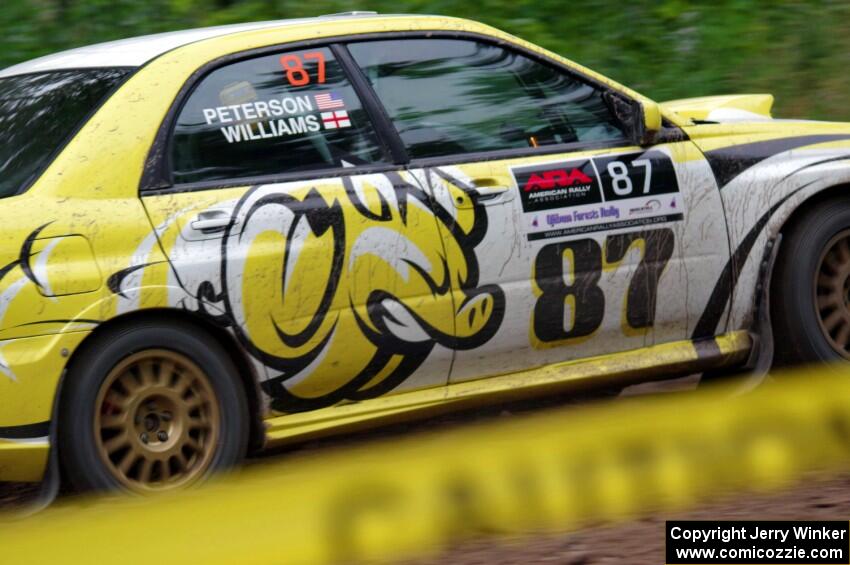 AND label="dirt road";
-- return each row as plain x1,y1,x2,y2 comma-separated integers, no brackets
400,474,850,565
